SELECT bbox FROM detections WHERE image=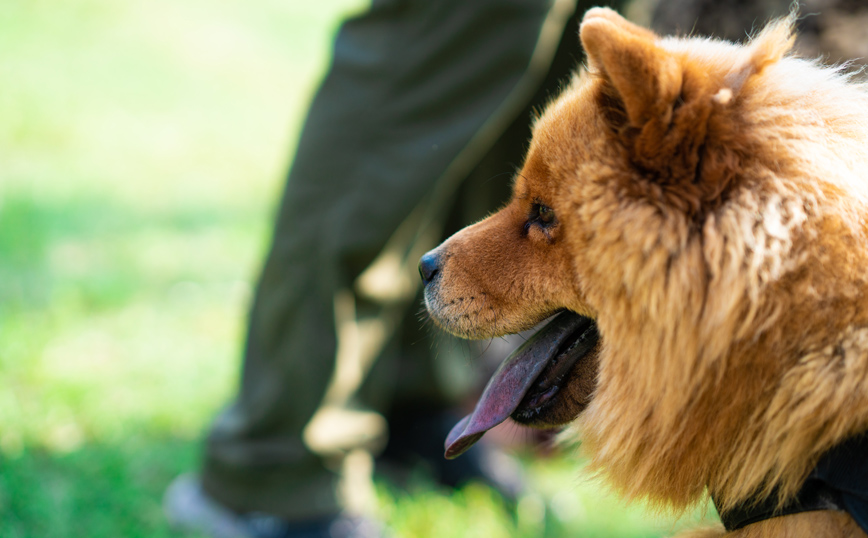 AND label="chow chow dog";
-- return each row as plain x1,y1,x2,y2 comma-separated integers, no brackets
419,7,868,537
